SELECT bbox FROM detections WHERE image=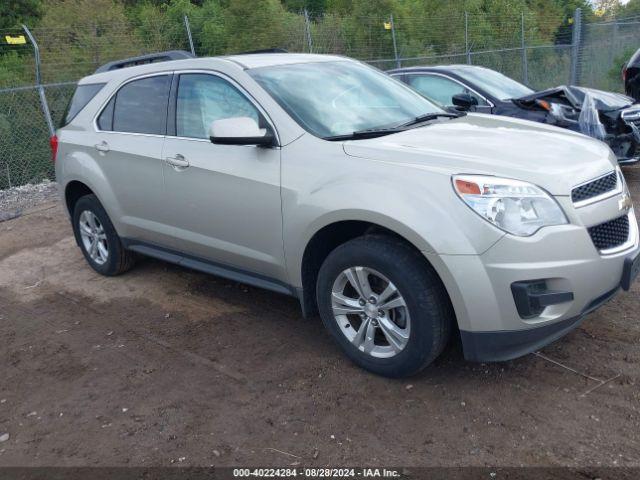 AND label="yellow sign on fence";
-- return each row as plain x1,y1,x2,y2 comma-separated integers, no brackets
5,35,27,45
383,22,392,30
